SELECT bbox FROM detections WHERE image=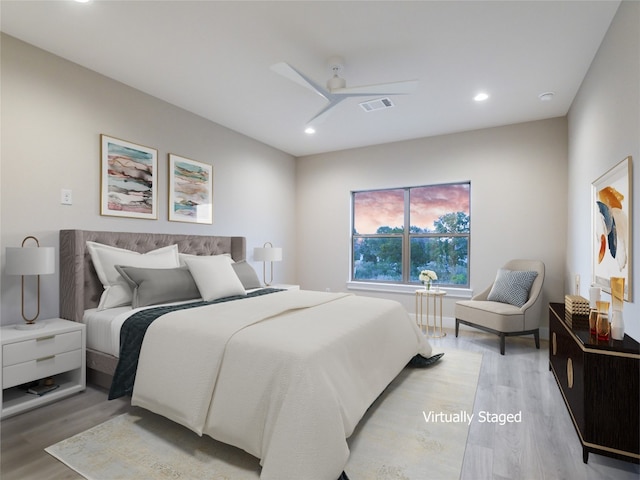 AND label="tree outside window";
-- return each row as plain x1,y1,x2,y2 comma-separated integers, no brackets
352,183,470,287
